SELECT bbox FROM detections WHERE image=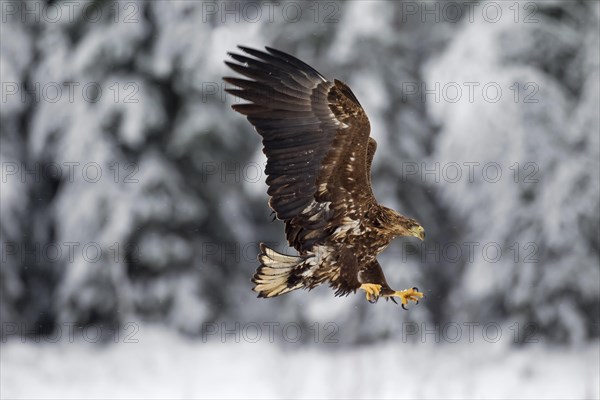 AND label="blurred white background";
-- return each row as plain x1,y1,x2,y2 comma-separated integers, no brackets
1,0,599,398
